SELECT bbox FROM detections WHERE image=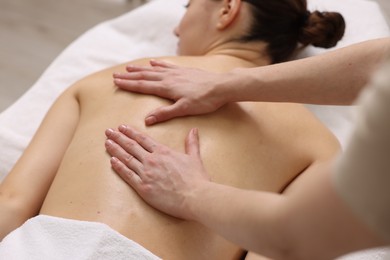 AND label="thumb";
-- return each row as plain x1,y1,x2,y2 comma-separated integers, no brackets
185,128,201,158
145,103,187,125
